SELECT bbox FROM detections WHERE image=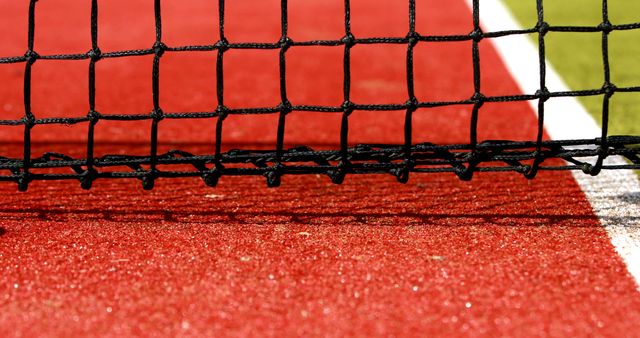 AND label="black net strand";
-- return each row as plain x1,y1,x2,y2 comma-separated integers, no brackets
0,0,639,190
